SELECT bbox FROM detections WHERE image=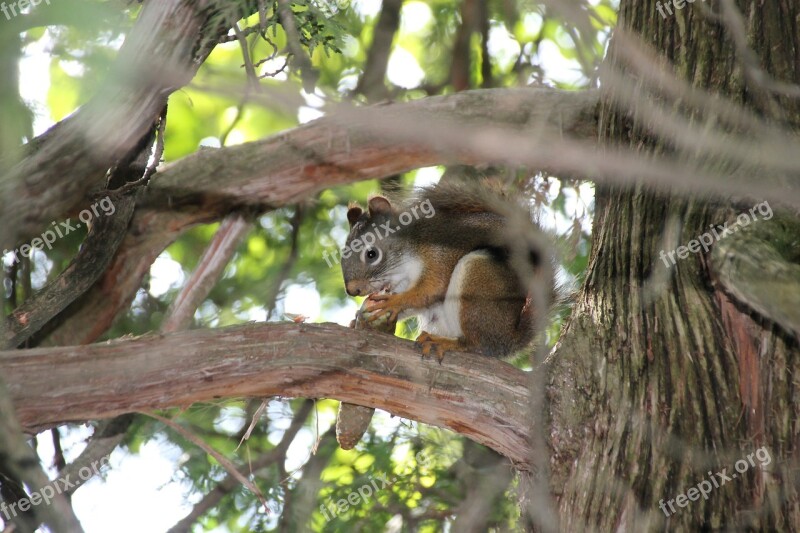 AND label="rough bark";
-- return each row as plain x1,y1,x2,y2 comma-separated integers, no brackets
2,322,536,470
4,1,799,528
548,1,800,530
